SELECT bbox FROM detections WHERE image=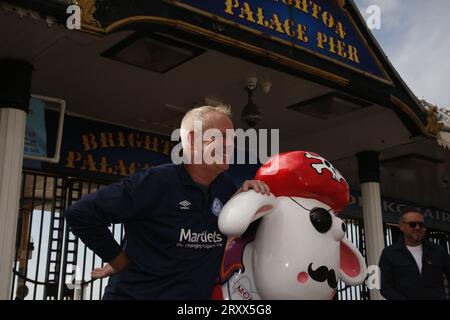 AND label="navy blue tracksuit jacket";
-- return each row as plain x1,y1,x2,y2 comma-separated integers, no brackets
65,164,237,299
